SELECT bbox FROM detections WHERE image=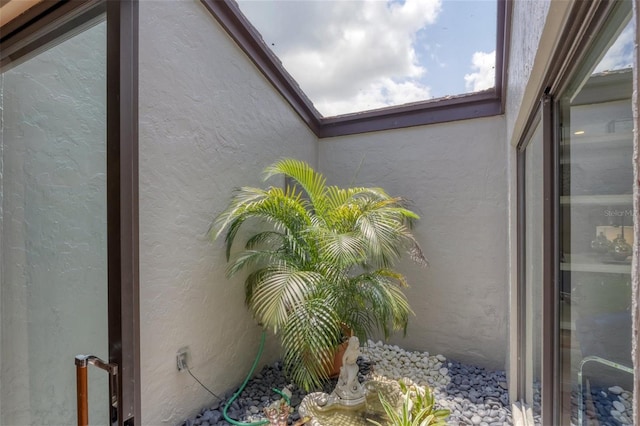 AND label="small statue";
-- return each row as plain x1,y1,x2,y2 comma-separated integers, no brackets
332,336,365,402
300,336,367,418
